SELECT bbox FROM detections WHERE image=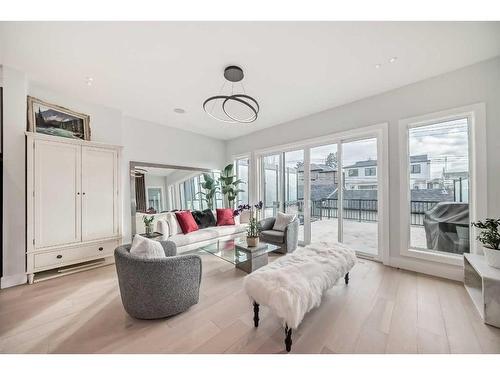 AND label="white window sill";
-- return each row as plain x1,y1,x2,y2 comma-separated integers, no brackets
401,247,464,267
